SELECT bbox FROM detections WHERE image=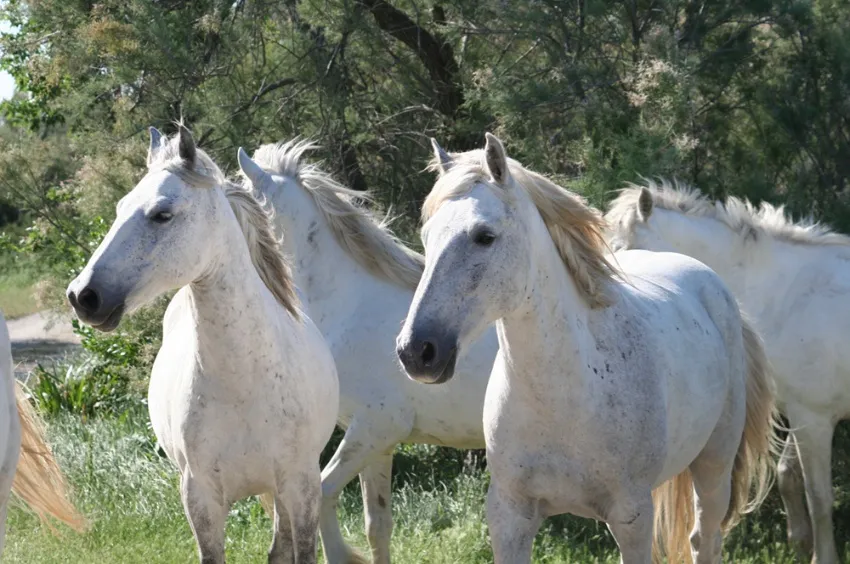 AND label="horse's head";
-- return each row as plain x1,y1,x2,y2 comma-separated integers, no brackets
67,126,226,331
396,133,533,384
605,185,671,252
